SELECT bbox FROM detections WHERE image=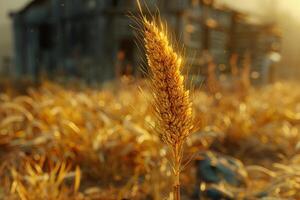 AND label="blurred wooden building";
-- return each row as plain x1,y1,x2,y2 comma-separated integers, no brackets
9,0,281,83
